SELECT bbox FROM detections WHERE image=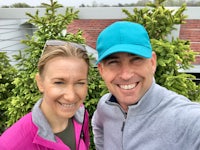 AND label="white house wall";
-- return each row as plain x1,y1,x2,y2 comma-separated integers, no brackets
0,17,34,64
0,7,199,68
